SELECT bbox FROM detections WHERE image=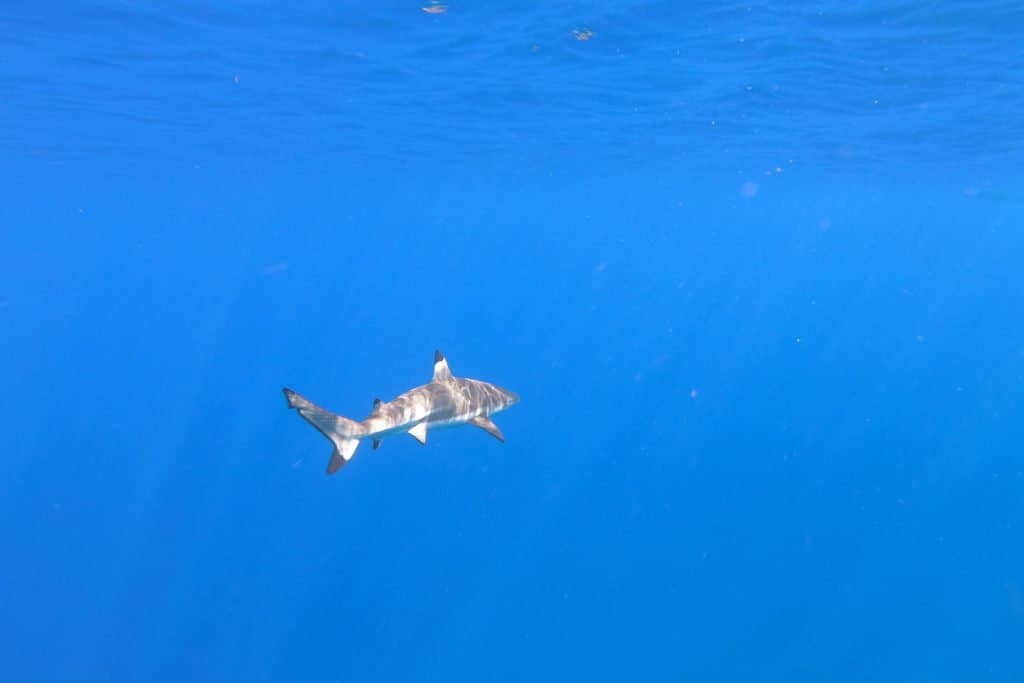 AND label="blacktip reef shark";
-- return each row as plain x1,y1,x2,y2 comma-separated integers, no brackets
283,350,519,474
